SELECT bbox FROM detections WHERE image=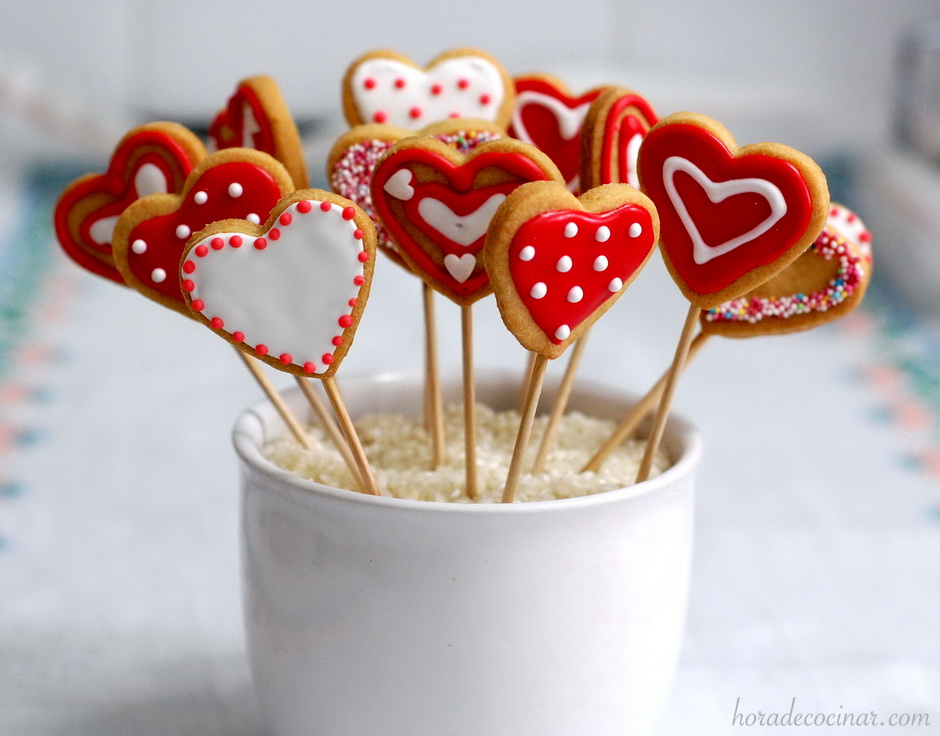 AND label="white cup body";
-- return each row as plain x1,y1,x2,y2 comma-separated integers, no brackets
234,371,701,736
